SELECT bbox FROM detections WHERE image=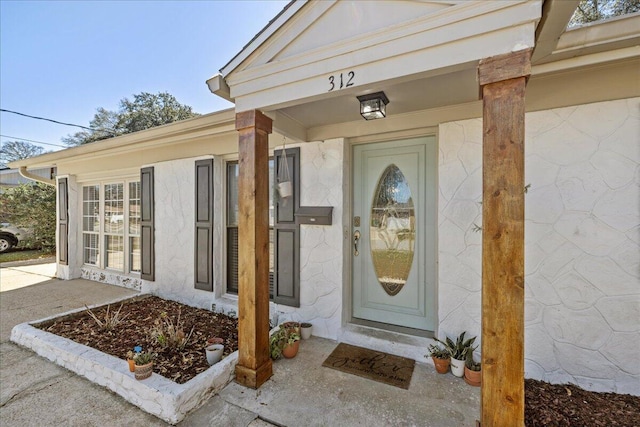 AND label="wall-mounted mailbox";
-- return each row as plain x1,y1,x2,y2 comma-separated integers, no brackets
295,206,333,225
